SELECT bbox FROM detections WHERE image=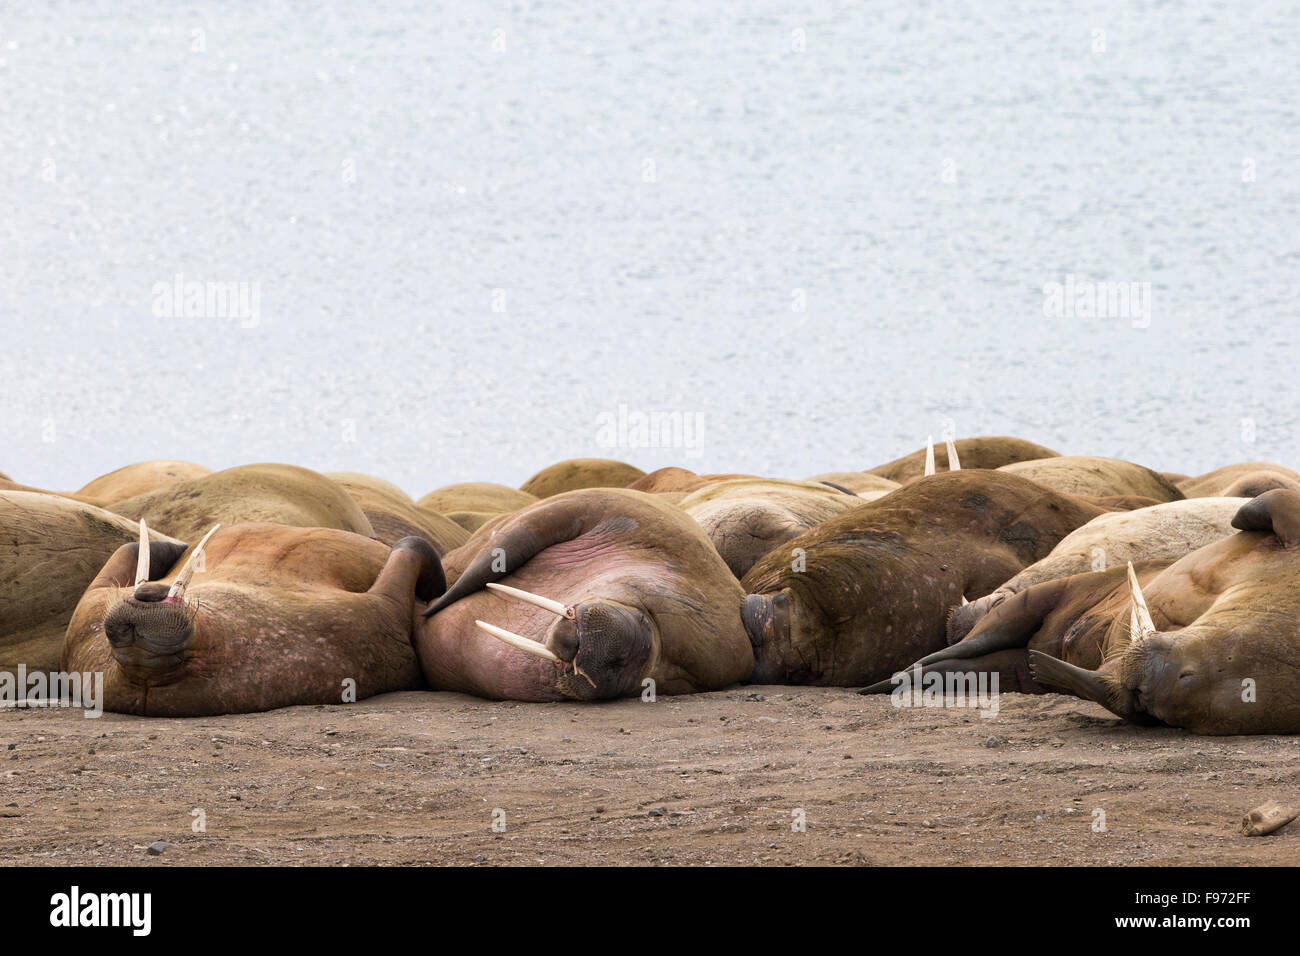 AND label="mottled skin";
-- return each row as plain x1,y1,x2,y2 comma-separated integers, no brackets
998,456,1184,502
867,436,1060,482
739,470,1108,686
73,460,212,507
0,491,183,673
679,479,864,579
519,458,646,498
63,523,442,716
329,473,469,554
861,561,1170,695
947,497,1245,643
1027,491,1300,734
108,463,375,542
416,489,753,702
1177,462,1300,499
